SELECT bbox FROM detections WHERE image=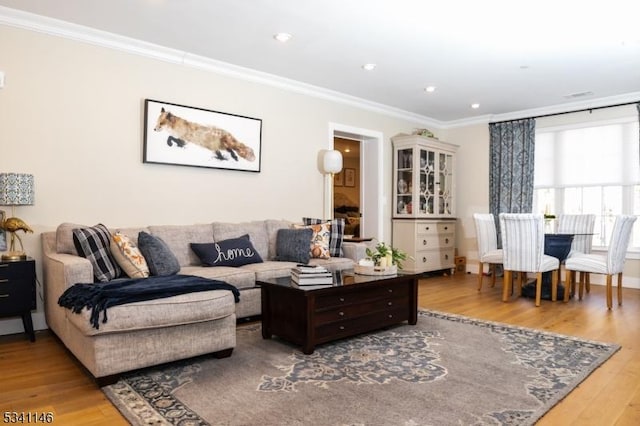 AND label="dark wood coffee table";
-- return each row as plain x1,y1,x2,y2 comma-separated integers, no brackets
258,269,419,354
